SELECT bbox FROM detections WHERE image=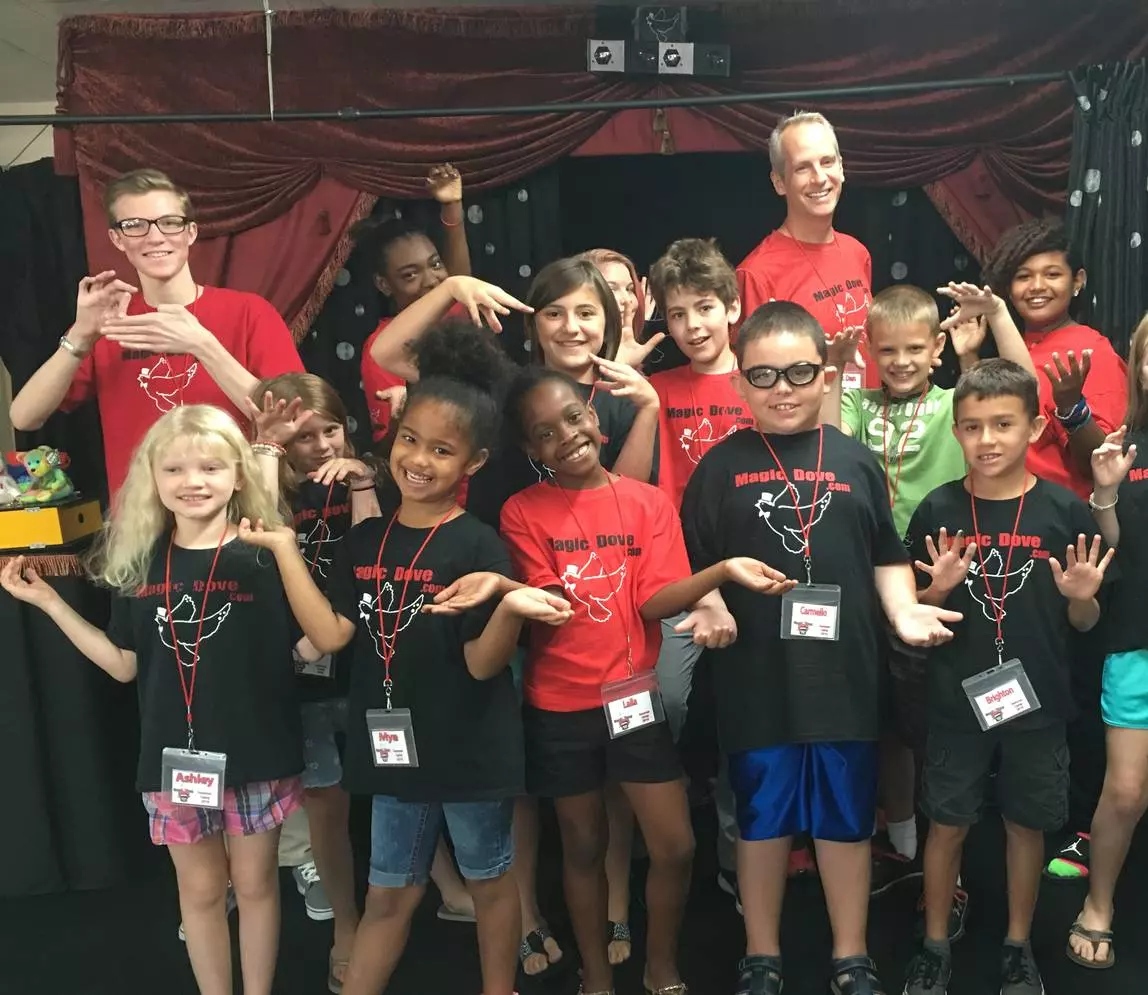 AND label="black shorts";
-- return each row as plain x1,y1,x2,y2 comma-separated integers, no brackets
884,647,928,754
523,705,682,798
921,722,1069,832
